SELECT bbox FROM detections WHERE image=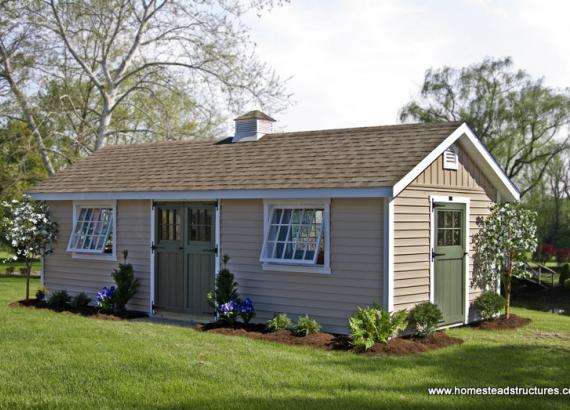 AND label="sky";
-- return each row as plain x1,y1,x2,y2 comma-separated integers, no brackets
242,0,570,132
